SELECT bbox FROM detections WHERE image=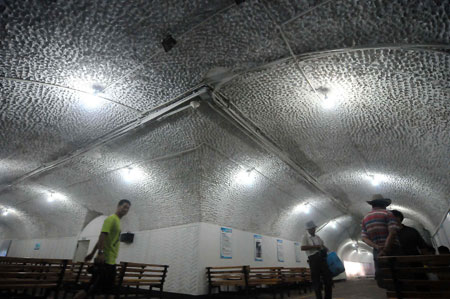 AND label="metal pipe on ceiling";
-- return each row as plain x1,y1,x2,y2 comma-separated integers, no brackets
0,86,209,194
206,87,351,216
